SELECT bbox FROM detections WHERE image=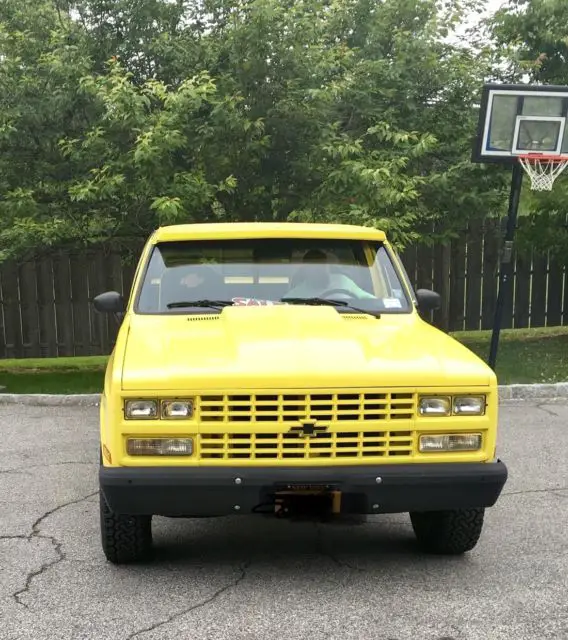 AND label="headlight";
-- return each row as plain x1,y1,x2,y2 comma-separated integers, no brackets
125,400,158,419
127,438,194,456
419,433,482,452
418,397,451,416
418,395,487,417
453,396,485,416
162,400,194,419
